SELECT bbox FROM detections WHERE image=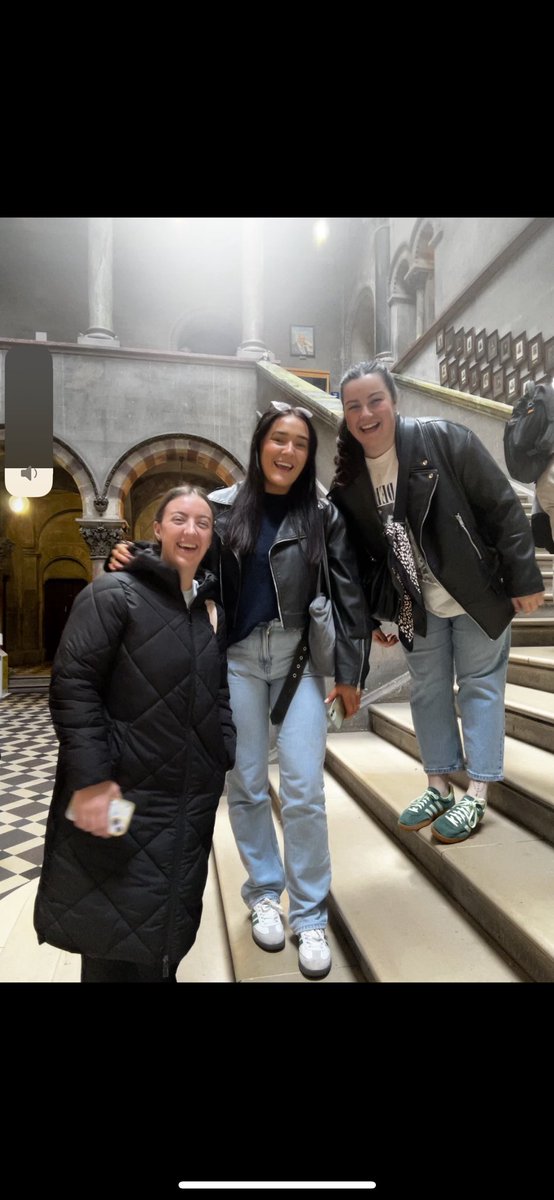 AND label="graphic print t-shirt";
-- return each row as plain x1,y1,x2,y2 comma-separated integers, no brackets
365,445,464,618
